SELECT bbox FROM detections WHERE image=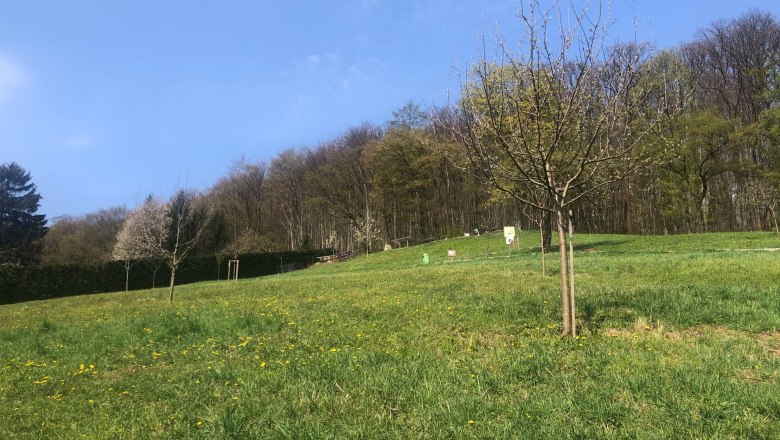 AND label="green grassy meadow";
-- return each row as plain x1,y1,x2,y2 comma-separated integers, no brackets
1,231,779,439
